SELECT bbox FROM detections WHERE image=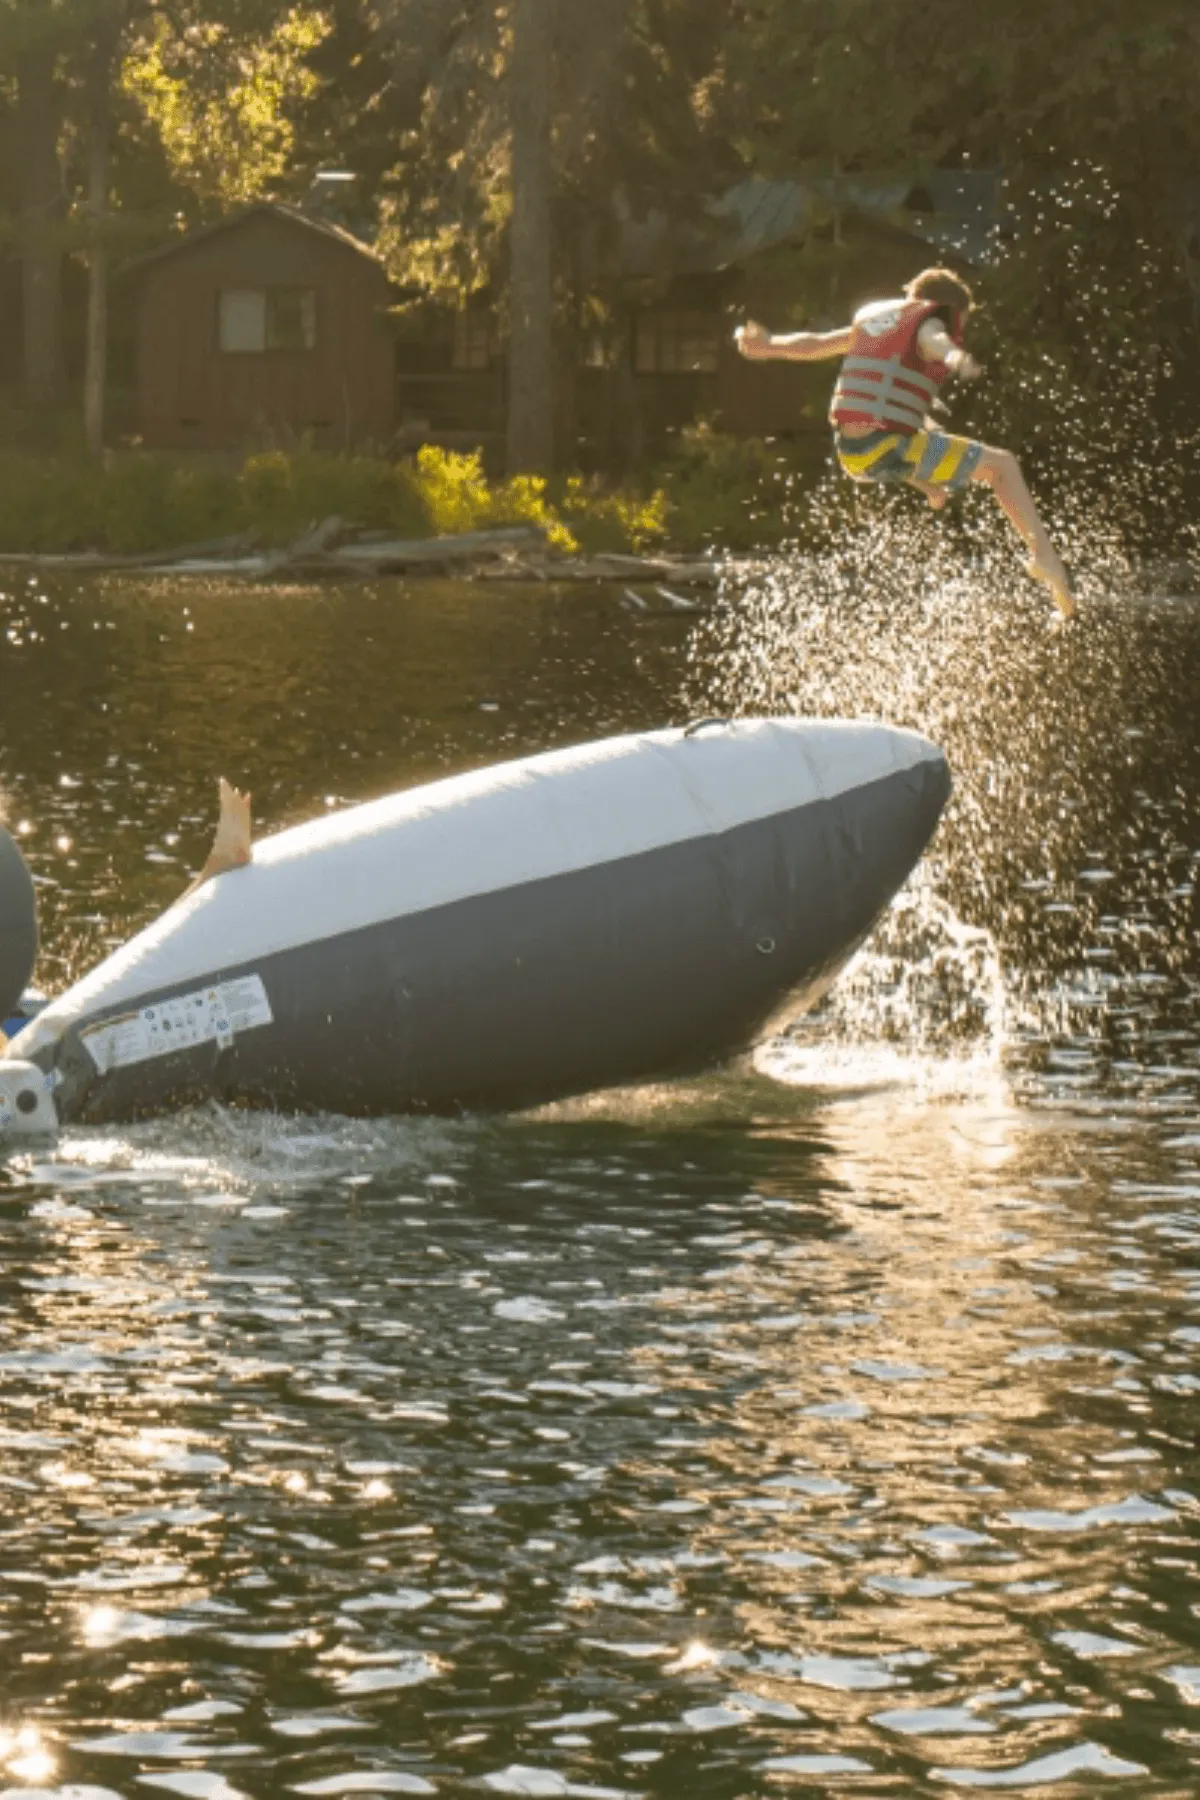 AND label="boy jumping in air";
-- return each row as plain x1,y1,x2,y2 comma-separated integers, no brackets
736,268,1074,620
